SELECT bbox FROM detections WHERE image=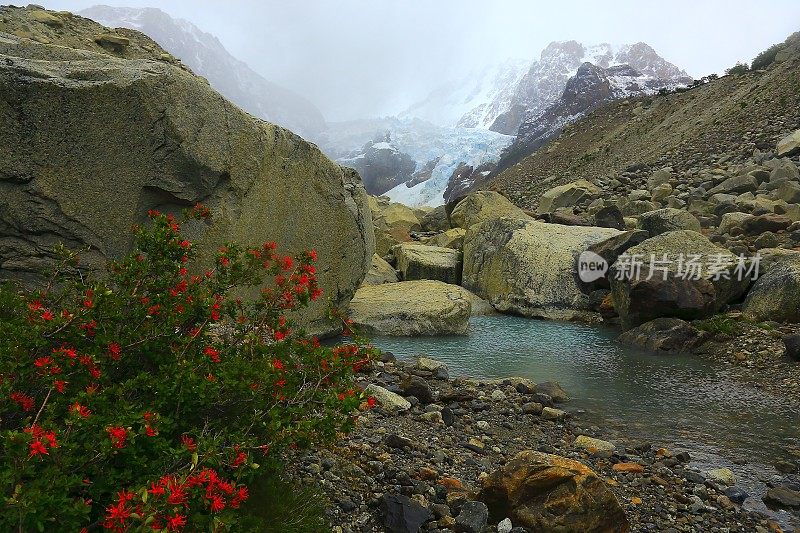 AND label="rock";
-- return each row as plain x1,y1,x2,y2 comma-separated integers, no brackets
401,376,435,404
594,205,626,230
610,231,750,329
497,517,513,533
548,210,591,226
637,208,701,236
705,467,736,486
618,318,708,353
612,462,644,474
425,228,467,250
775,181,800,203
369,197,421,256
365,384,411,412
393,243,462,284
522,402,543,415
776,129,800,157
740,214,792,235
349,281,472,335
450,191,531,229
537,179,601,215
478,450,629,532
467,291,496,316
380,494,432,533
491,389,507,401
724,486,749,504
463,217,620,320
767,157,800,182
385,434,413,448
651,183,673,203
454,501,489,533
30,9,63,26
763,486,800,510
420,205,450,232
718,212,751,234
708,175,759,195
743,255,800,322
534,381,569,403
0,18,372,335
647,168,672,190
541,407,567,421
416,356,449,376
94,33,131,48
574,435,616,453
362,254,399,286
582,230,649,290
784,334,800,361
